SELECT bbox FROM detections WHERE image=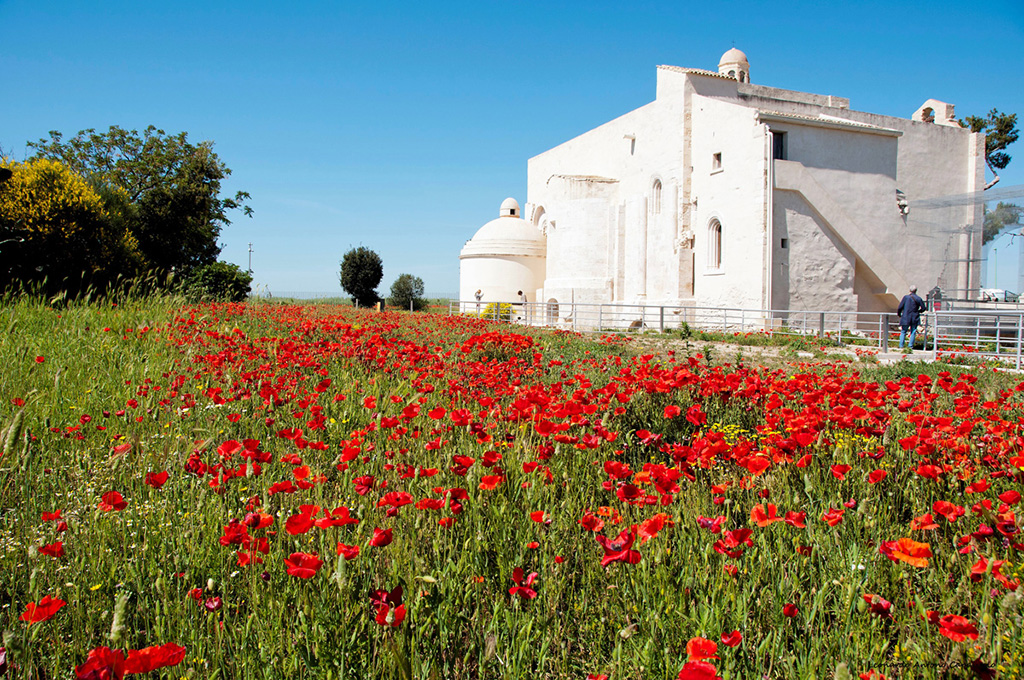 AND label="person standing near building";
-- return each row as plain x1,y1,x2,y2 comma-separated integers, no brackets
897,286,925,351
516,290,528,323
474,289,483,314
